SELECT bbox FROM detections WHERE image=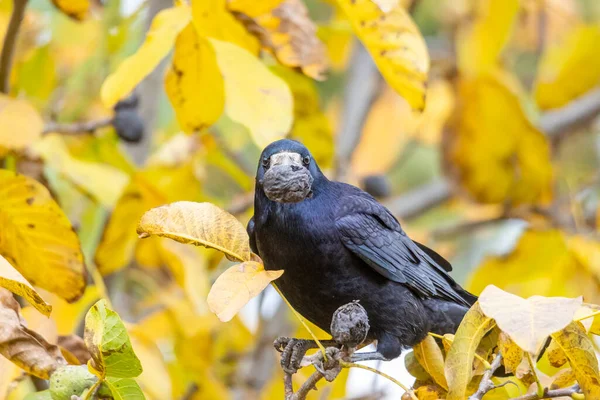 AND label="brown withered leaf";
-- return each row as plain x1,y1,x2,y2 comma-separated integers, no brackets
58,335,91,365
230,0,328,80
0,289,65,379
